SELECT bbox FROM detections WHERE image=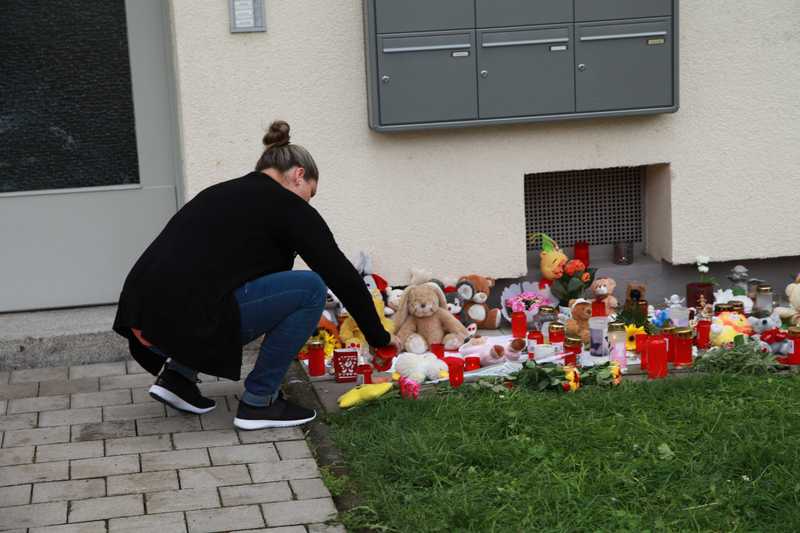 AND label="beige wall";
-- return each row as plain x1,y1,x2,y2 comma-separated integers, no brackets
168,0,800,284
